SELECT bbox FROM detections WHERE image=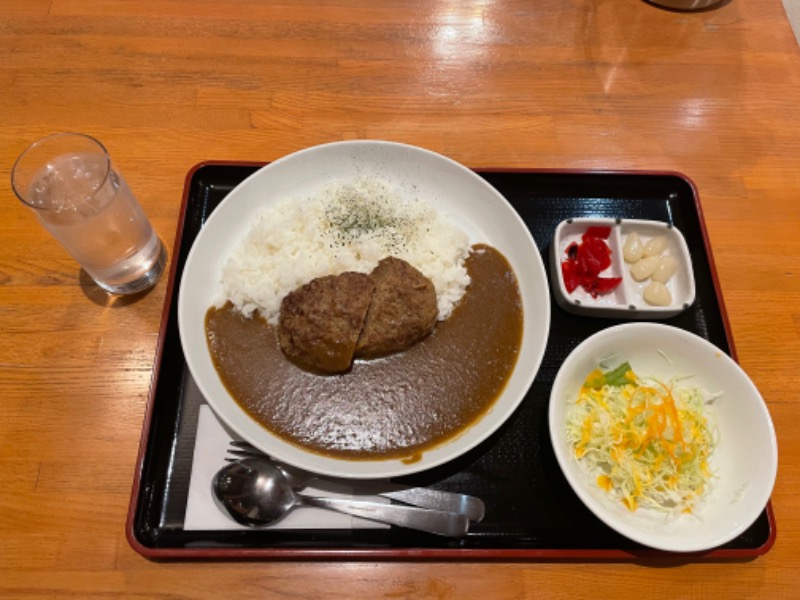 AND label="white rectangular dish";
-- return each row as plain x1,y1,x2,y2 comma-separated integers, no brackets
550,217,696,318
